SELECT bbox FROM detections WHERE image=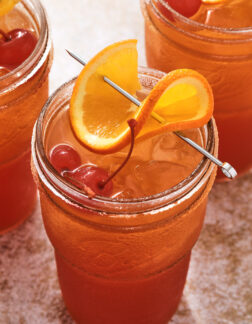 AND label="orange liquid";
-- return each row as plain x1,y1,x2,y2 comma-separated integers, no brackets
142,0,252,180
38,174,213,324
55,251,190,324
0,150,37,233
0,4,51,233
33,74,217,323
